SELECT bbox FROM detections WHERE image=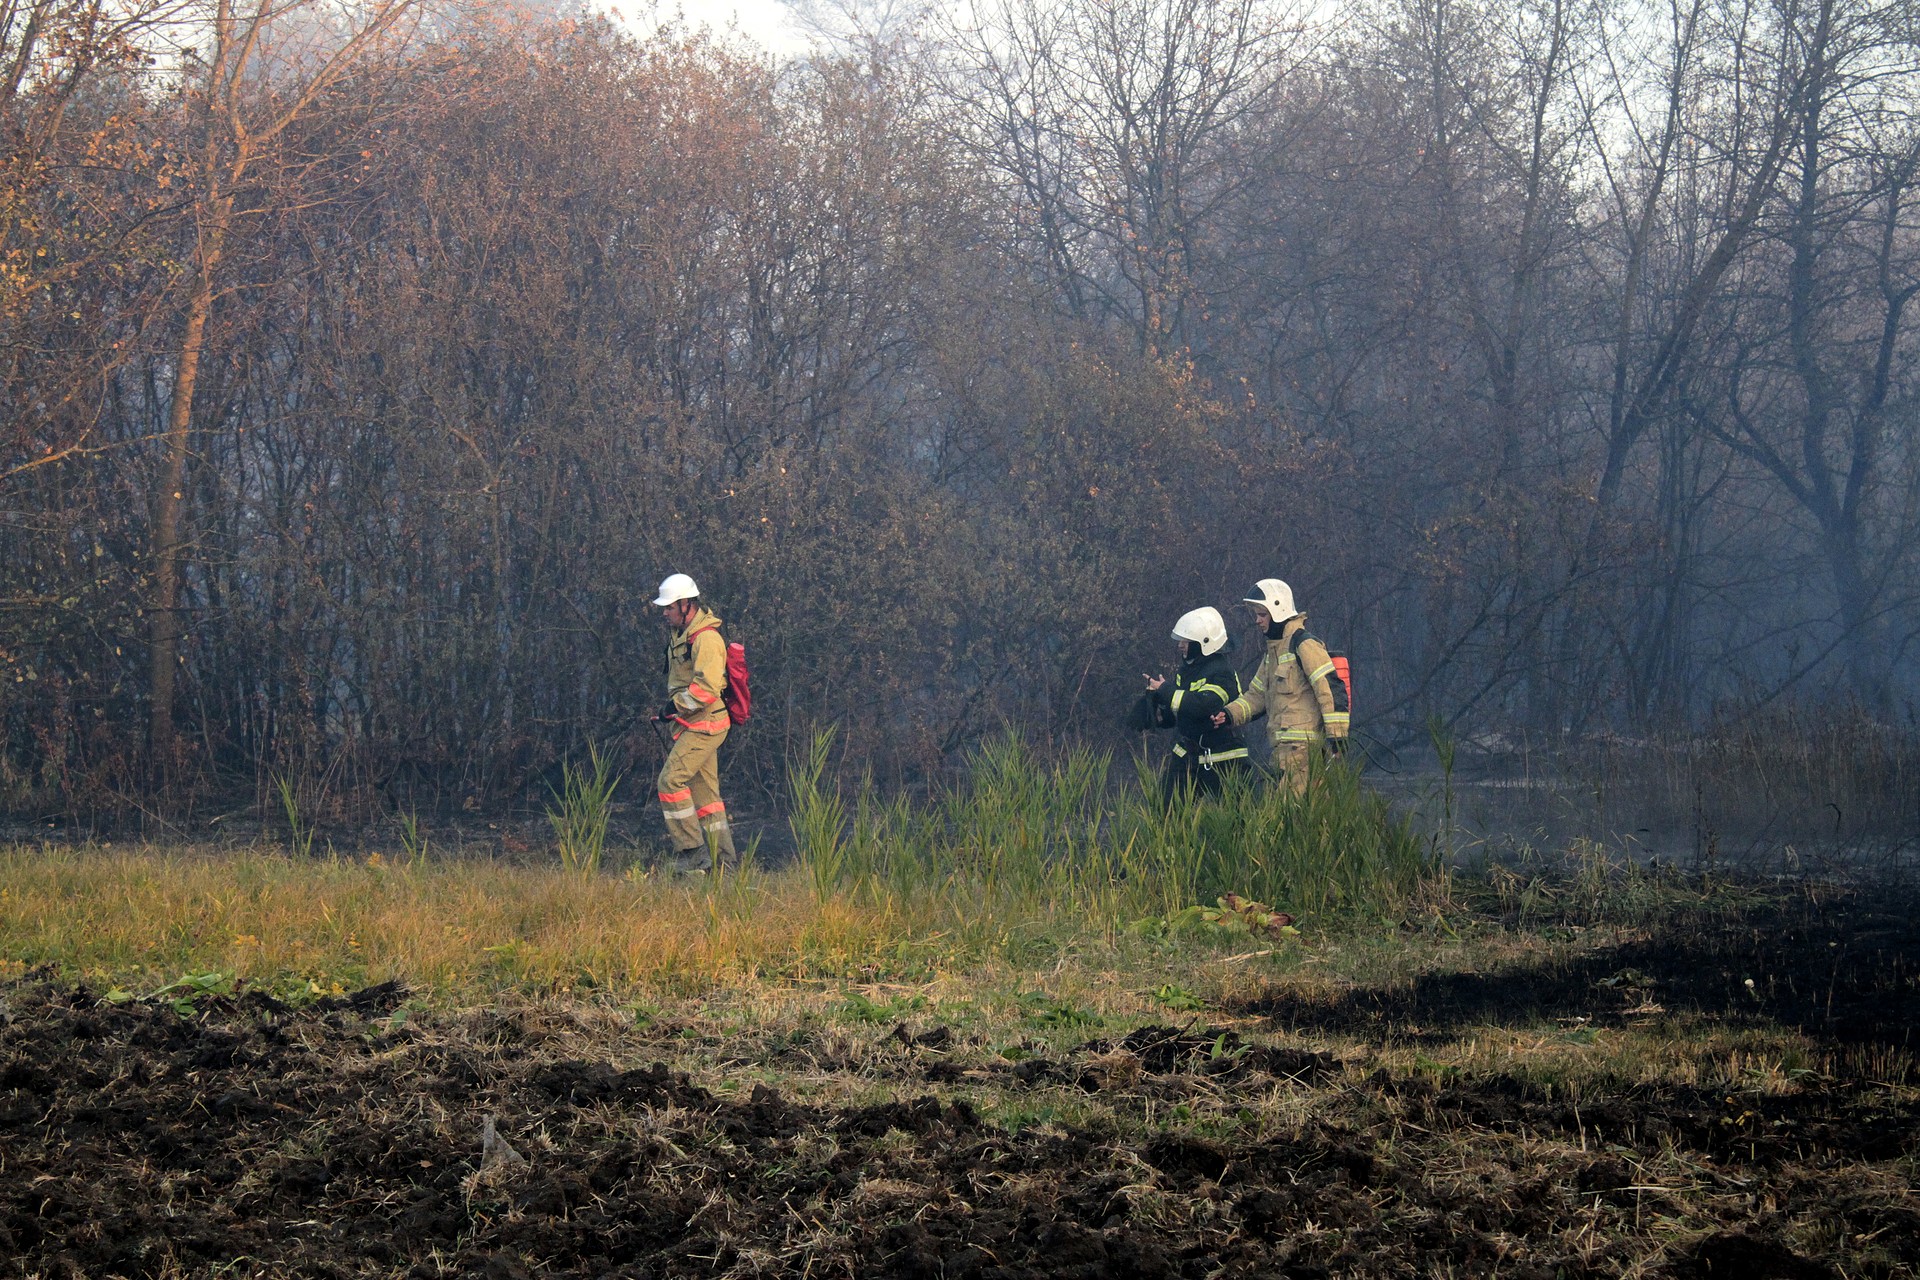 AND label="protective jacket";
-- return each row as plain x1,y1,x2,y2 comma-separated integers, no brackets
666,607,731,736
657,606,735,867
1129,648,1249,799
1226,614,1349,747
